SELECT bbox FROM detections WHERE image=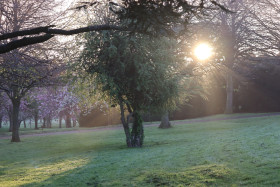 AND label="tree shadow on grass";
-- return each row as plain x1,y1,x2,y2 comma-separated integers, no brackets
21,163,243,187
